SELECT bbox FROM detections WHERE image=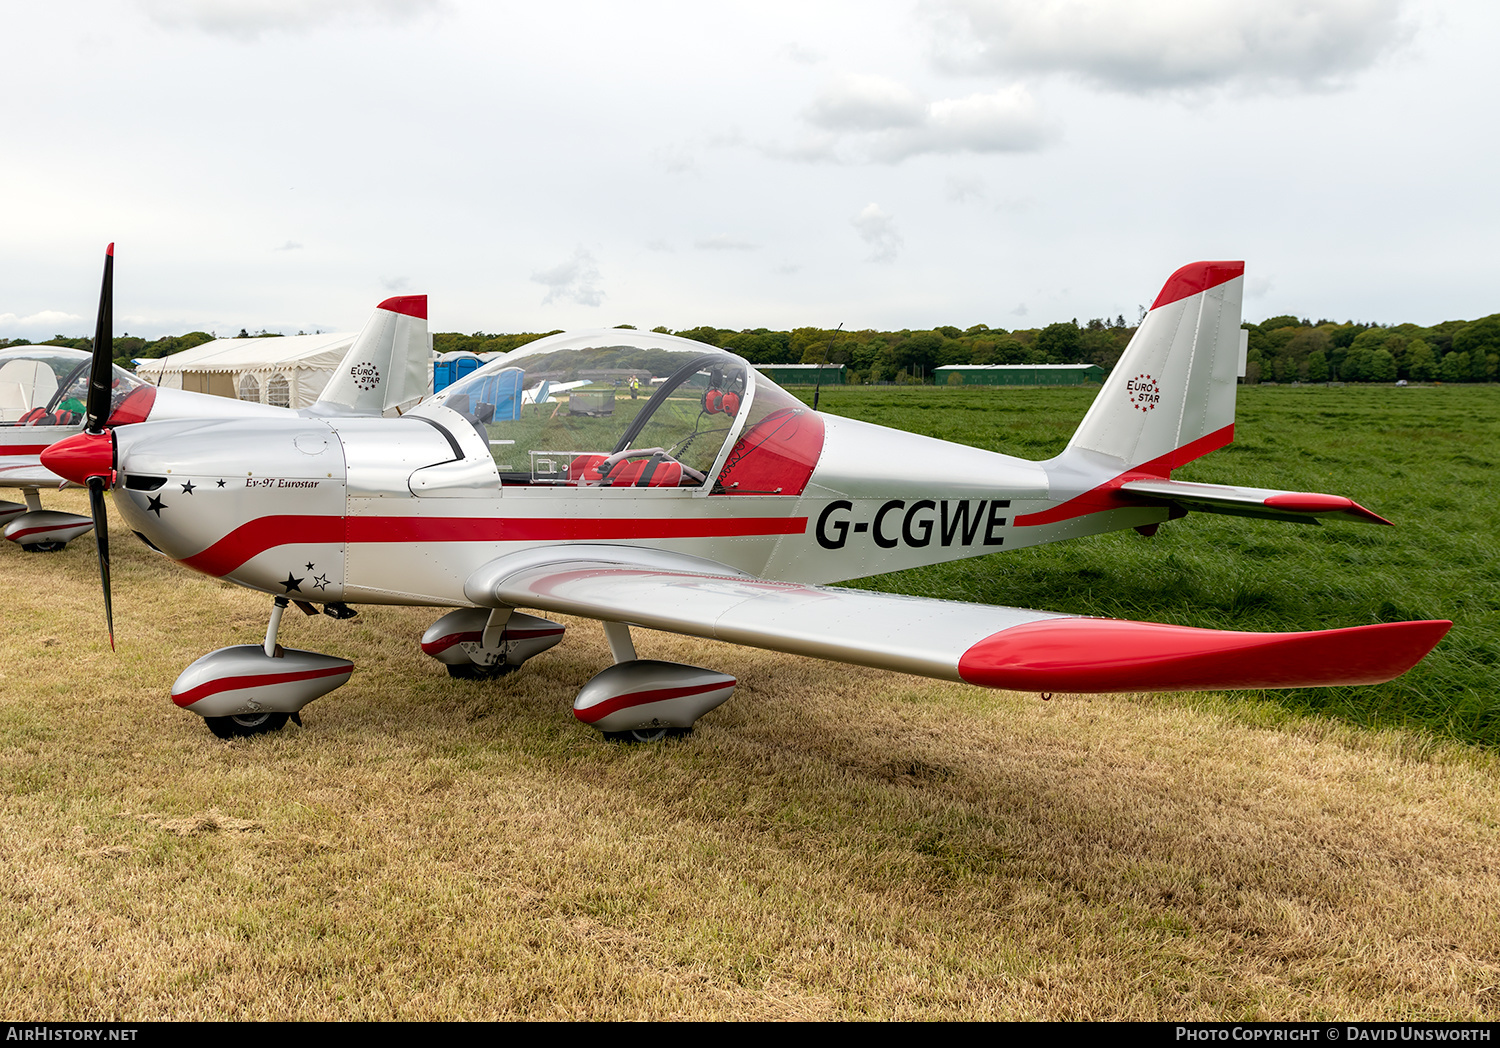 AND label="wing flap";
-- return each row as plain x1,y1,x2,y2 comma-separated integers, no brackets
465,545,1448,692
1119,478,1392,525
465,544,1065,680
